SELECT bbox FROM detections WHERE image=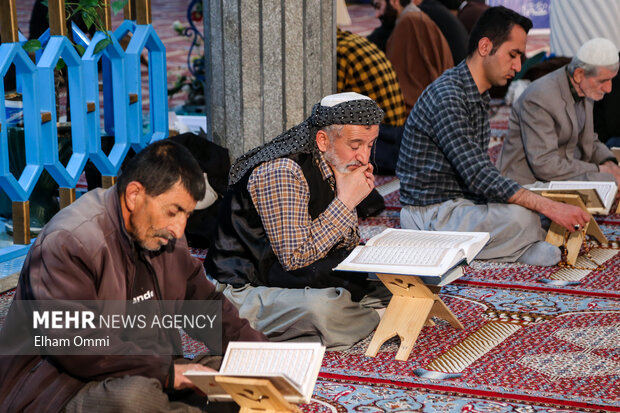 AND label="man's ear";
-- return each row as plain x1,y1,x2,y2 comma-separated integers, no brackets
123,181,145,212
316,130,330,153
478,37,493,57
573,67,585,83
